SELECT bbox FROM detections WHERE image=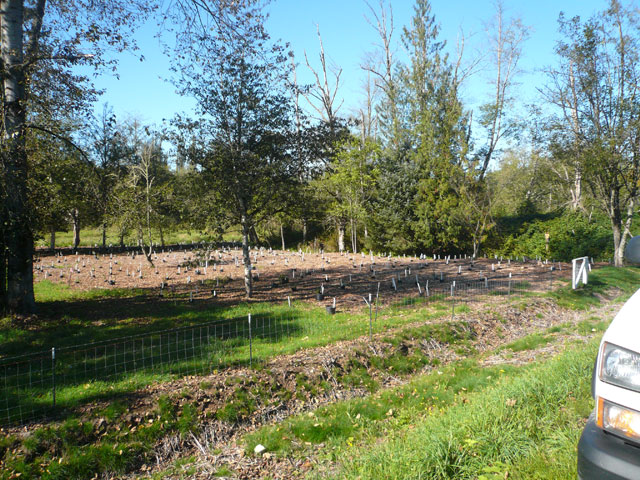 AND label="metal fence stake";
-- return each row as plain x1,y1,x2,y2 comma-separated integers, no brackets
368,294,373,342
451,283,455,321
51,347,56,409
248,314,252,367
374,282,380,323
